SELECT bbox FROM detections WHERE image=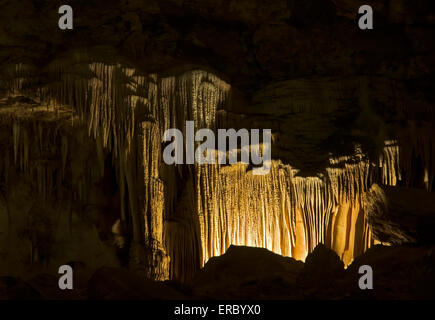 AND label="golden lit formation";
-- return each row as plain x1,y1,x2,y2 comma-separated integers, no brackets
3,61,432,282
